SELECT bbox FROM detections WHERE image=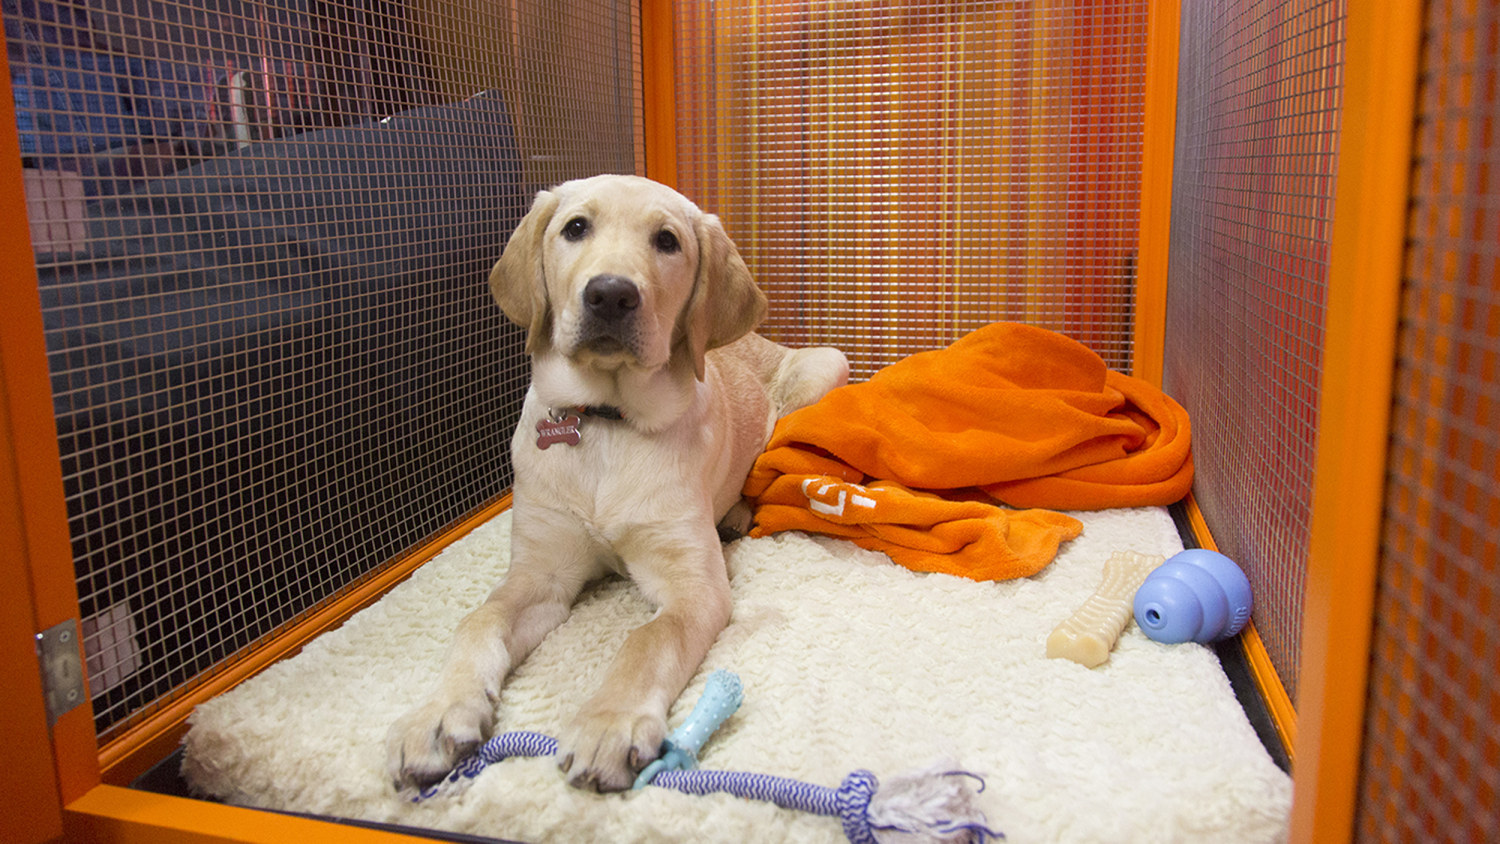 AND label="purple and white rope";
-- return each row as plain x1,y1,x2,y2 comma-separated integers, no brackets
414,731,1001,843
652,767,881,844
414,730,557,800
